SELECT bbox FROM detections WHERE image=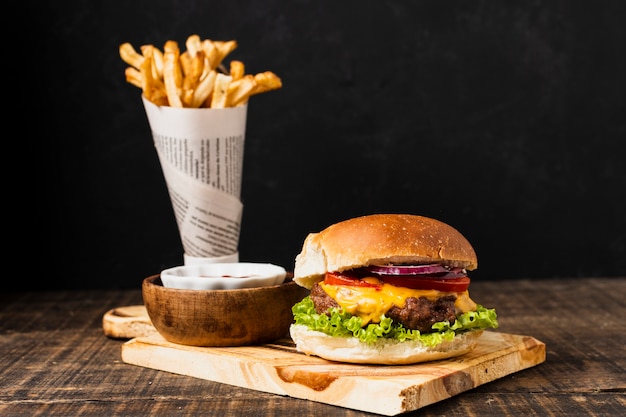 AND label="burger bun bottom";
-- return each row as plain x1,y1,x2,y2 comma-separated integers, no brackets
289,324,483,365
